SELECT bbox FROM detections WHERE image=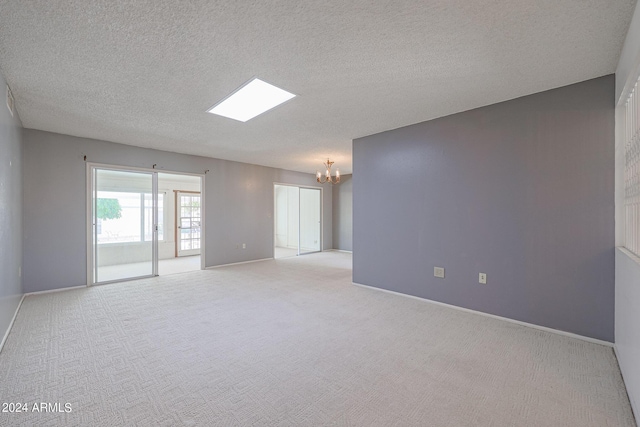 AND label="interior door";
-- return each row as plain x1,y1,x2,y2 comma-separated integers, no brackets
91,168,157,284
298,187,321,254
177,191,201,257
